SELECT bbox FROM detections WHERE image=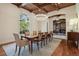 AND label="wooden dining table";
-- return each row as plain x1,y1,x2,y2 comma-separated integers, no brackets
21,32,52,53
21,35,38,53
